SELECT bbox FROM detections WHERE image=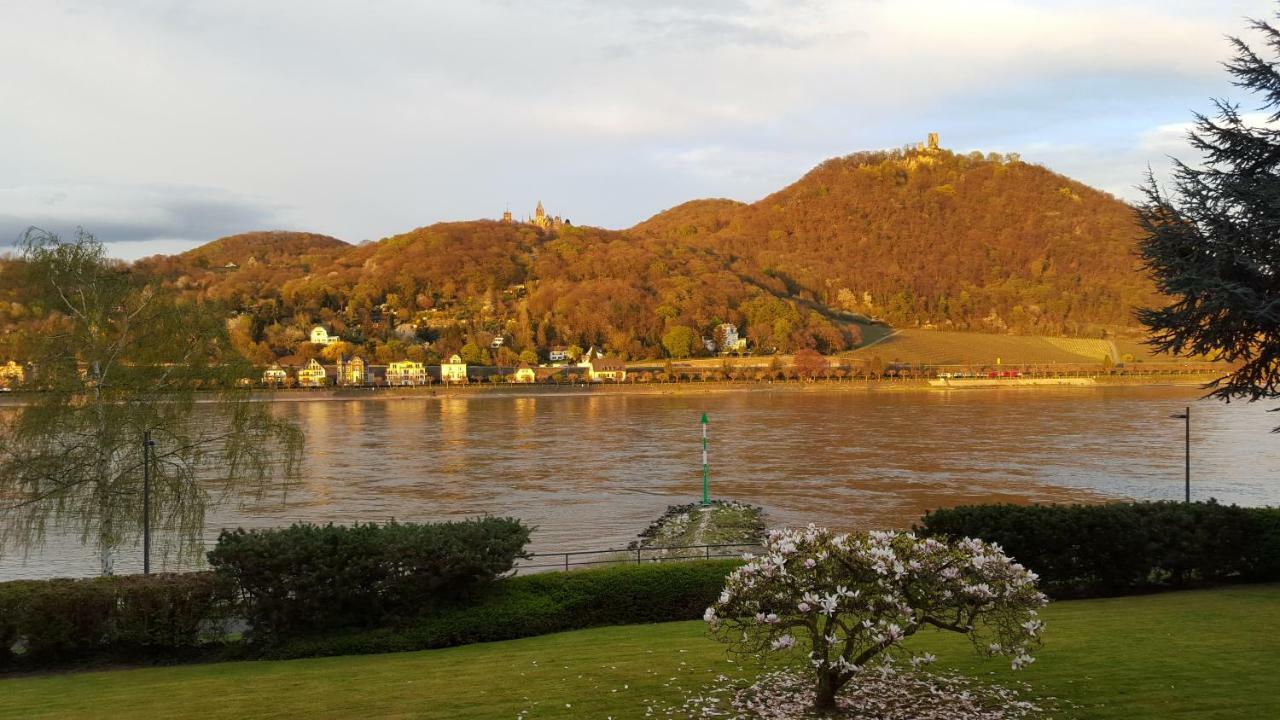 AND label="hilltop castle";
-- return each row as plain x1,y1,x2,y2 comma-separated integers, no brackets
917,132,940,152
501,201,568,230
